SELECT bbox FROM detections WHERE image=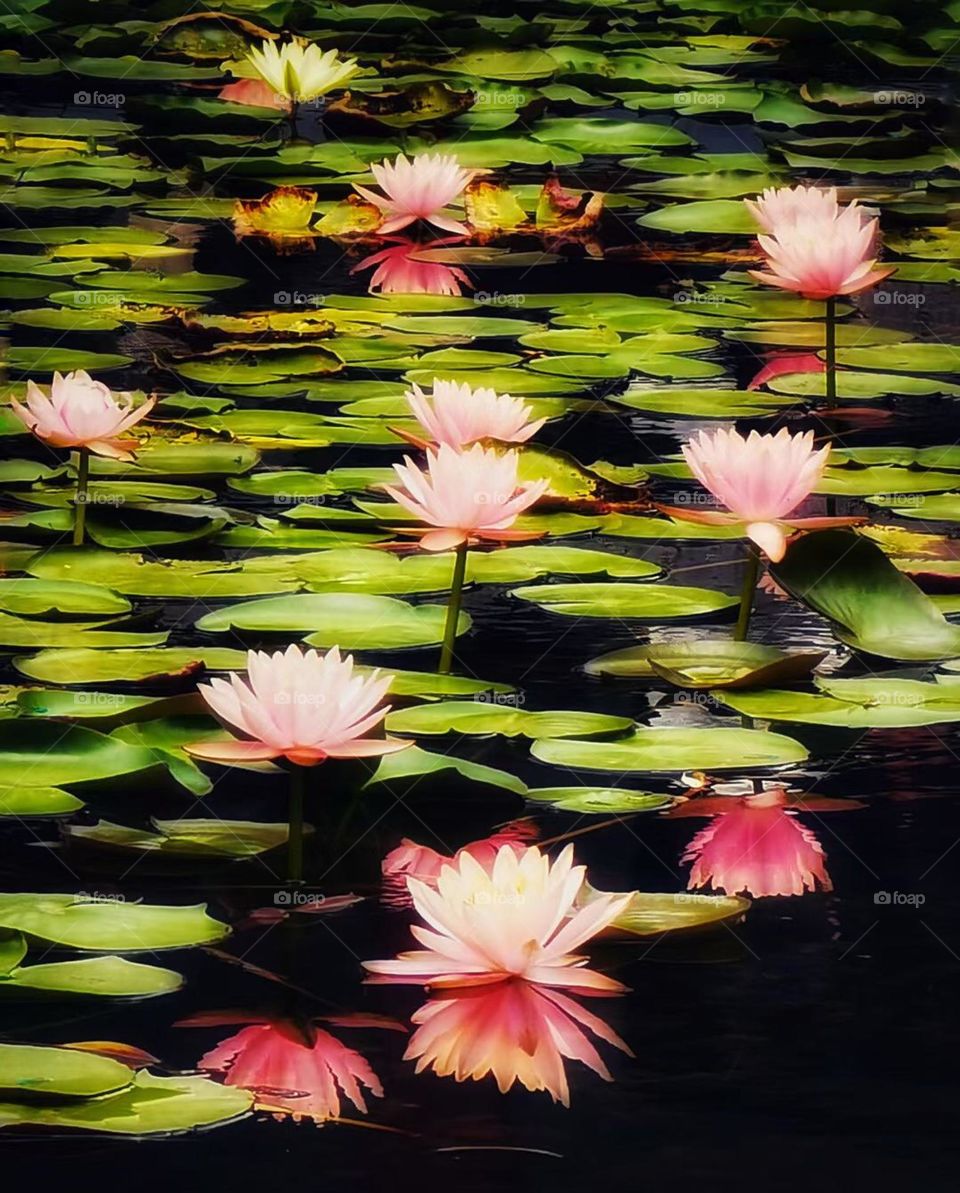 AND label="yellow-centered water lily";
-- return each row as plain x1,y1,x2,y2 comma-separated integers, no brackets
245,38,359,104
